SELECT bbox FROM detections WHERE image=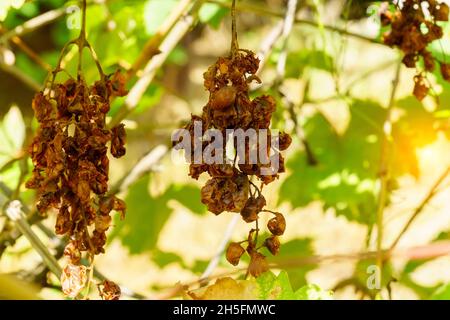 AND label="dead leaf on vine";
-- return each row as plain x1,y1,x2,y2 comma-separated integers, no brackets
61,264,88,298
185,277,258,300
